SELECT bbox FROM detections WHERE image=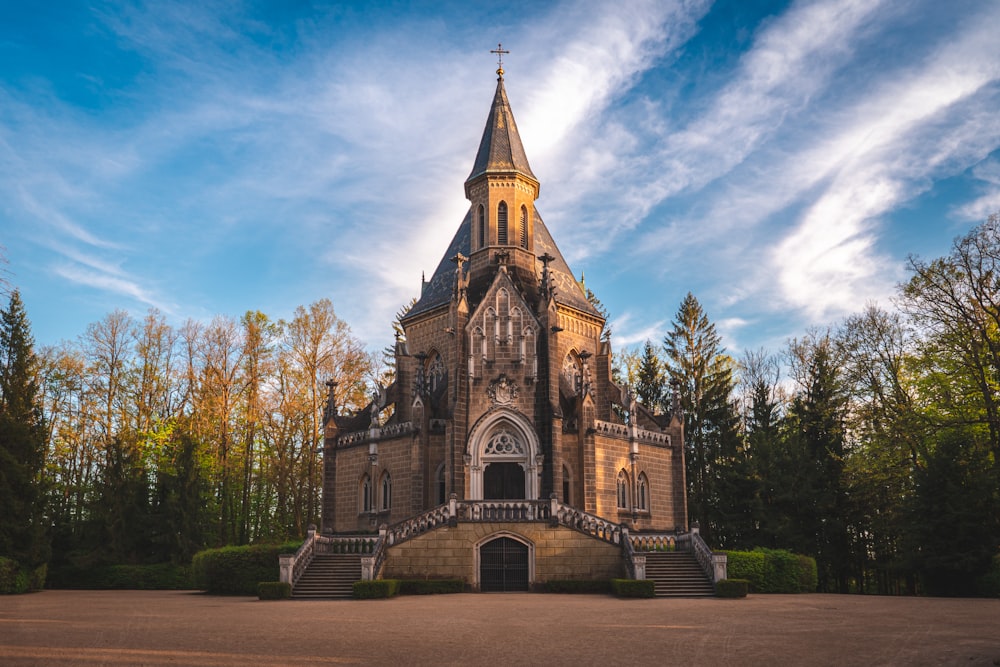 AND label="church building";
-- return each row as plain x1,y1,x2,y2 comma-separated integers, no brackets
283,59,724,596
